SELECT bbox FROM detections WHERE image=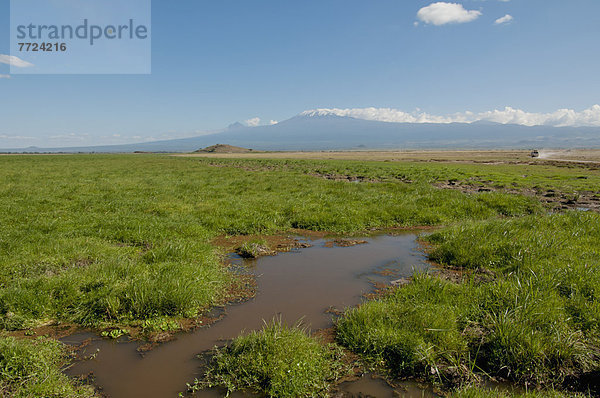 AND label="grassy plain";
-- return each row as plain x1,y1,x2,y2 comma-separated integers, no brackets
0,155,542,328
0,152,598,396
177,150,534,162
187,156,600,197
178,148,600,163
